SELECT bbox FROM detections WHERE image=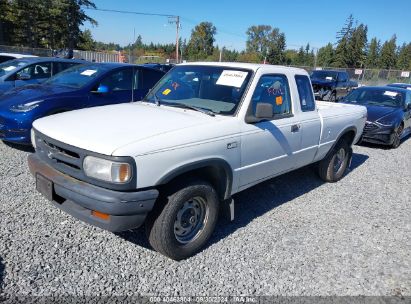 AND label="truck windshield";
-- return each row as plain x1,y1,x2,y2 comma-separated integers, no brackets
0,59,28,77
343,88,404,108
143,65,253,115
311,71,338,80
45,64,110,88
